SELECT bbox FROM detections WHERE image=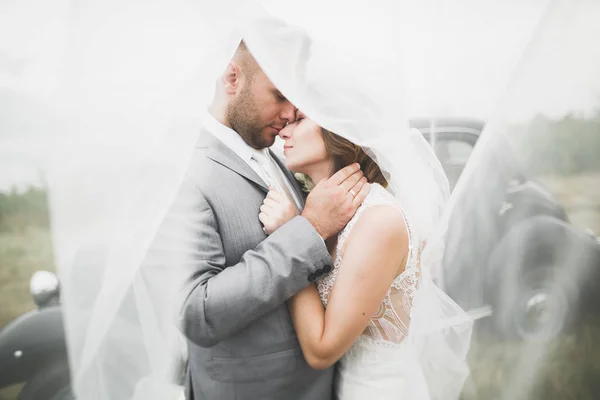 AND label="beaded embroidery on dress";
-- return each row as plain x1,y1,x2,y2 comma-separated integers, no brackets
316,183,430,399
317,183,419,344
